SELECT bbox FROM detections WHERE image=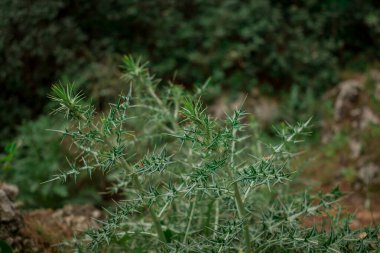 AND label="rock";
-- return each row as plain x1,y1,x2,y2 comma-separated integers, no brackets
0,190,17,222
0,182,19,201
349,139,362,159
322,71,380,188
50,204,101,232
22,204,101,250
358,163,380,185
250,95,279,126
334,79,362,122
360,106,380,129
0,188,30,253
0,182,101,252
